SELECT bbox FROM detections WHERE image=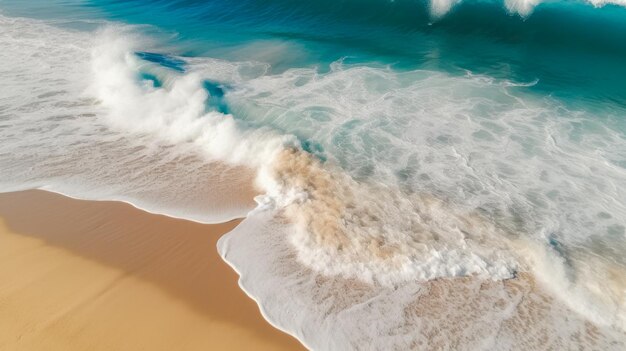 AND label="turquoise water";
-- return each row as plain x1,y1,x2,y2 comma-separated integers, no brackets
1,0,625,349
4,0,626,108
